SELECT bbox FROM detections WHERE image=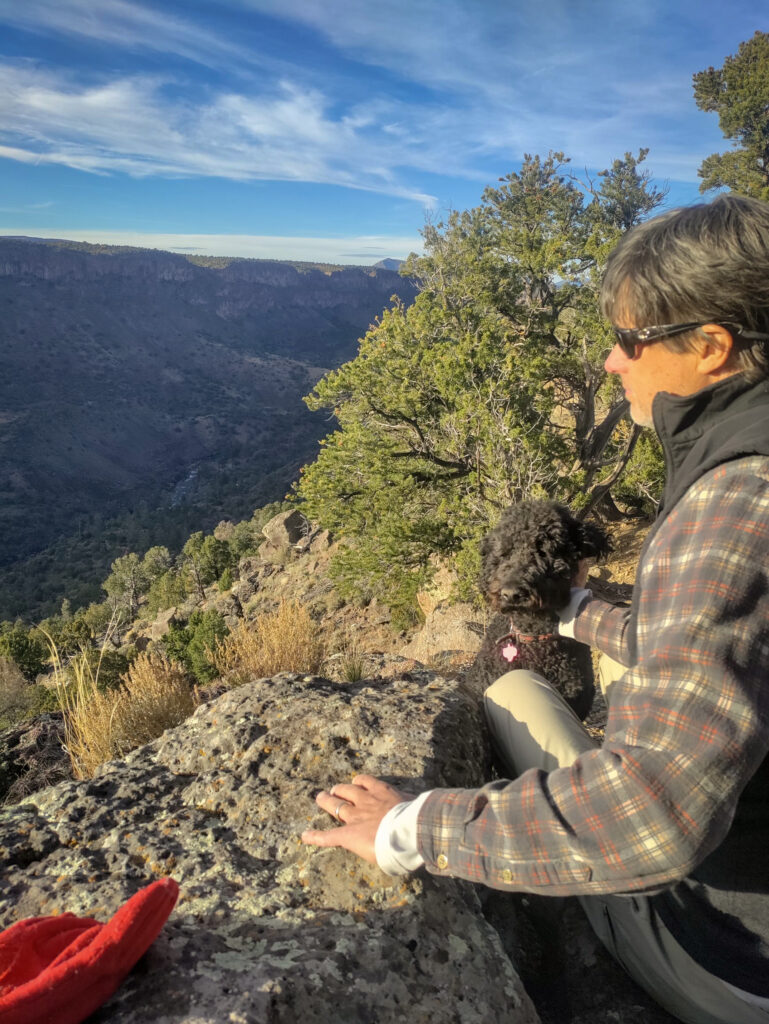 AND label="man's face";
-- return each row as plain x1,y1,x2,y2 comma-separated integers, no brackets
604,323,707,428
